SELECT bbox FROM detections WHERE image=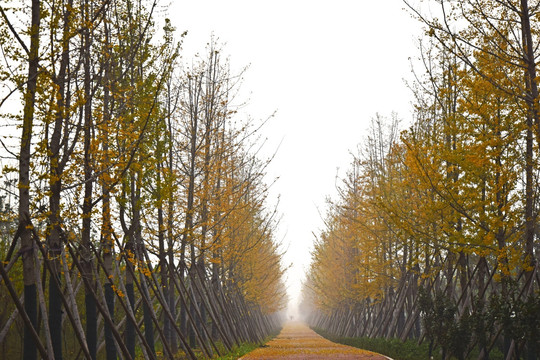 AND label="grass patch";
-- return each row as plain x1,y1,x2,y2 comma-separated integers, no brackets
313,328,432,360
213,329,281,360
212,342,261,360
152,333,279,360
312,328,505,360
